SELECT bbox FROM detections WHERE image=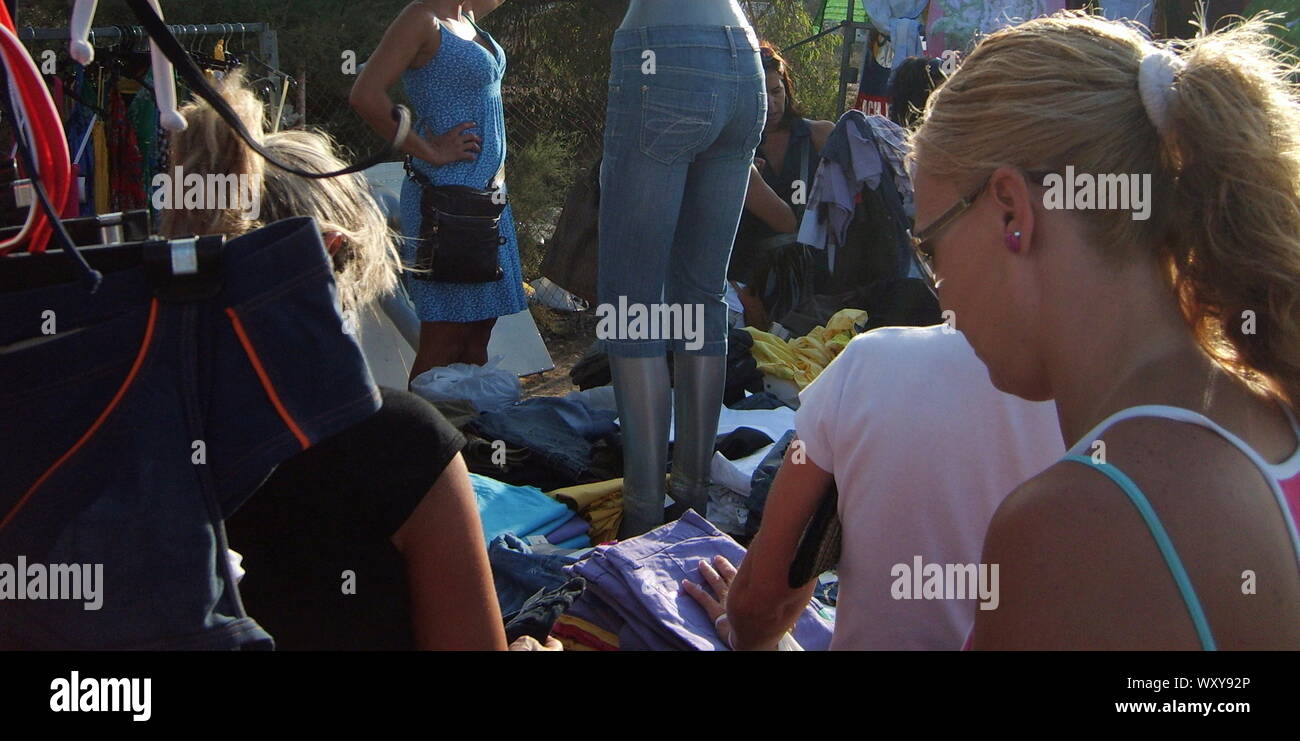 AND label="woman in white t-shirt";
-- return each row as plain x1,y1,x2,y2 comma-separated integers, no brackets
684,324,1062,649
